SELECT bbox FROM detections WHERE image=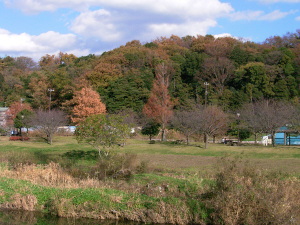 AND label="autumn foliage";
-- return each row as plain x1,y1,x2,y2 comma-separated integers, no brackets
70,87,106,124
143,63,174,141
6,101,32,126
